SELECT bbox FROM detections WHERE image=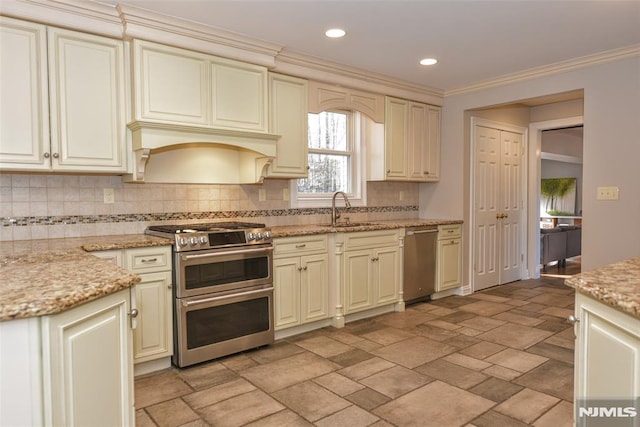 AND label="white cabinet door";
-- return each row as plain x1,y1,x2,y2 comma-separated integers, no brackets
48,28,126,171
425,106,441,181
211,58,267,132
133,40,210,125
575,293,640,403
300,253,329,323
133,271,173,363
0,17,49,169
374,246,400,305
267,73,308,177
384,96,408,179
273,257,301,330
437,238,462,292
343,249,374,314
41,289,134,427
